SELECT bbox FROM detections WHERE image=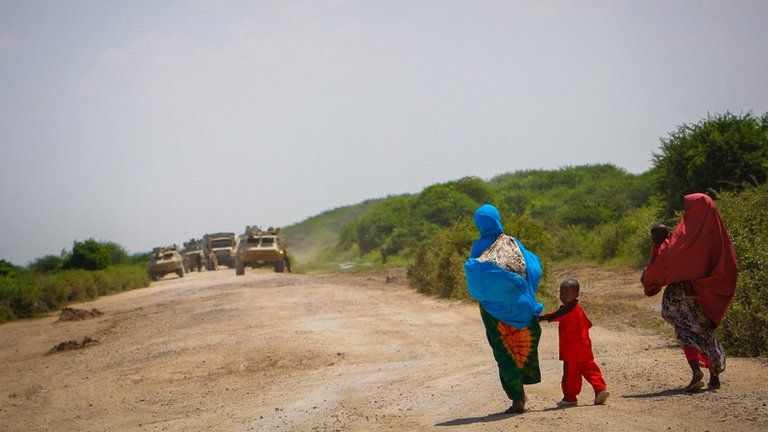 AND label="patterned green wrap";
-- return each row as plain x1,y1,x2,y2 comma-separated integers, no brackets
480,305,542,400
